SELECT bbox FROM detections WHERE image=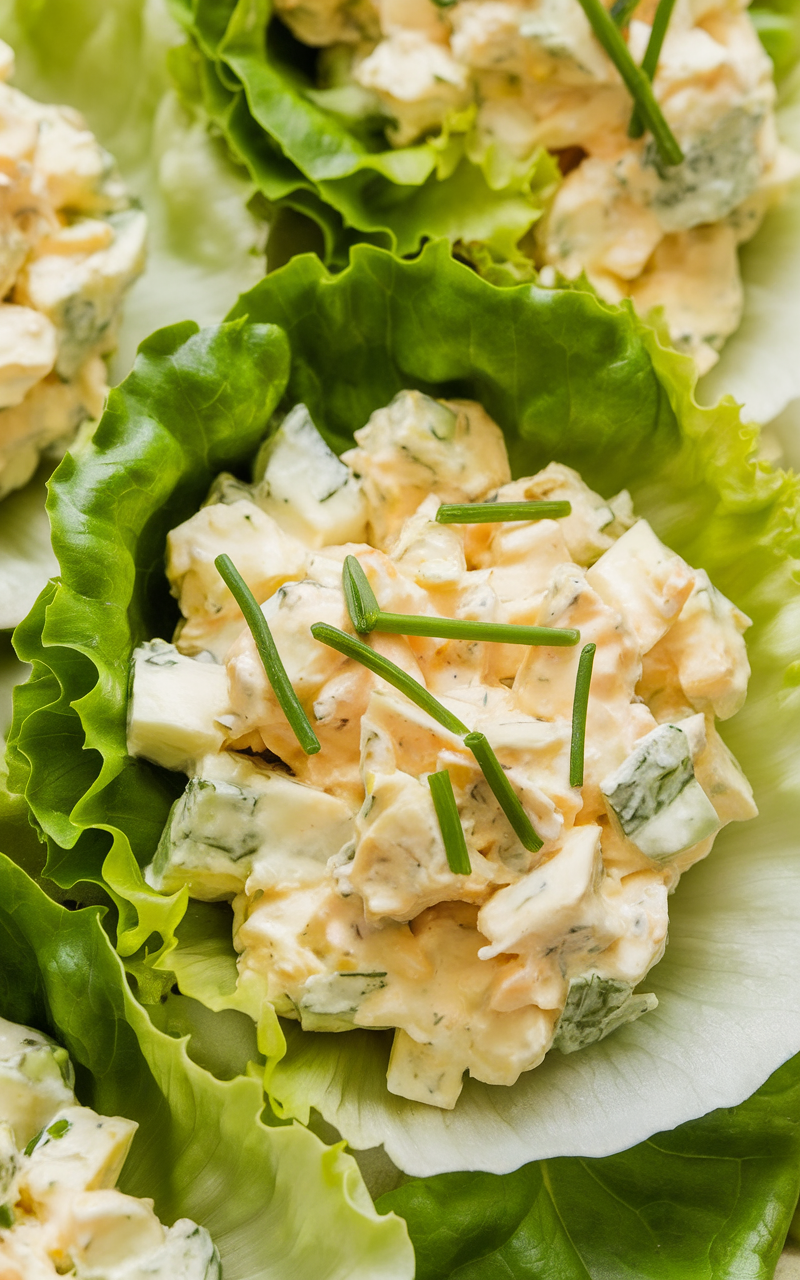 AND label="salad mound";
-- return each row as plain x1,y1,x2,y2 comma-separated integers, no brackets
0,1016,220,1278
127,389,756,1110
0,39,145,500
5,244,800,1176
